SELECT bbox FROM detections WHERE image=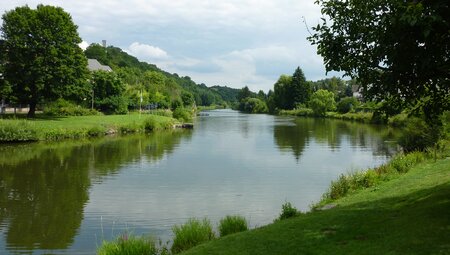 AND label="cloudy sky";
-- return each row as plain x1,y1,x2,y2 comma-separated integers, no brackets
0,0,341,92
